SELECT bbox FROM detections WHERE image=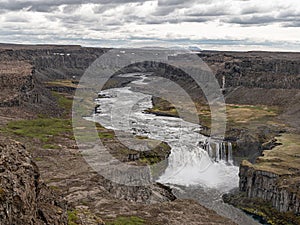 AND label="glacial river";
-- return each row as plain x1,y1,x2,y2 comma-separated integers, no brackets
91,73,260,225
